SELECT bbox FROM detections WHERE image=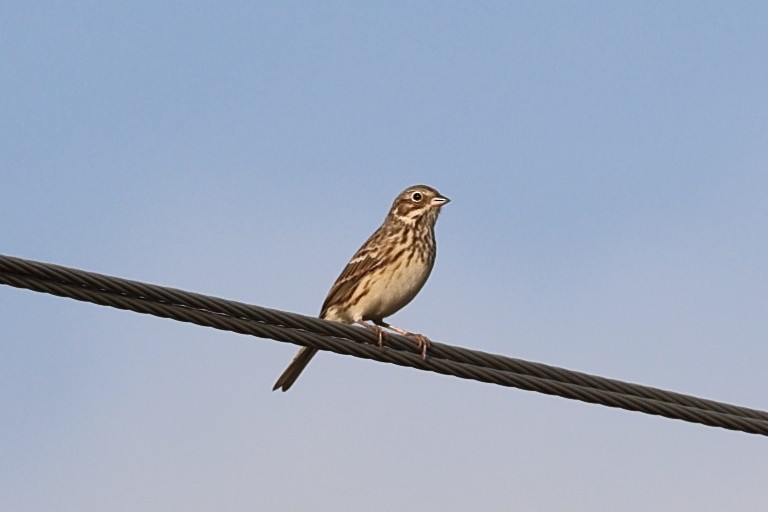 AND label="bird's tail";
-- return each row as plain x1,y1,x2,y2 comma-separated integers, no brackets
272,347,318,392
